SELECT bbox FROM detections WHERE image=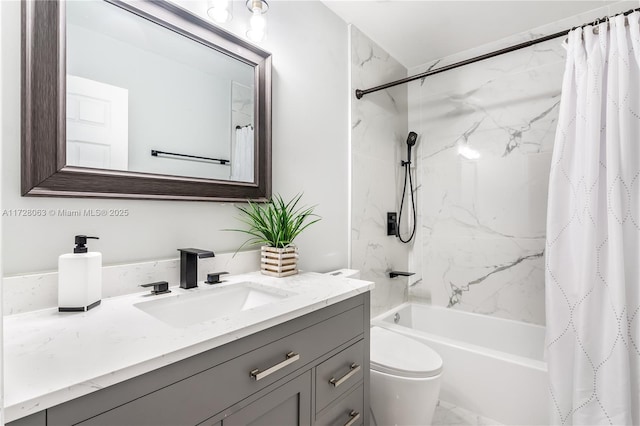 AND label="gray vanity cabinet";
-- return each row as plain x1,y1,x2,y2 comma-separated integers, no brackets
7,293,370,426
5,412,46,426
220,371,312,426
